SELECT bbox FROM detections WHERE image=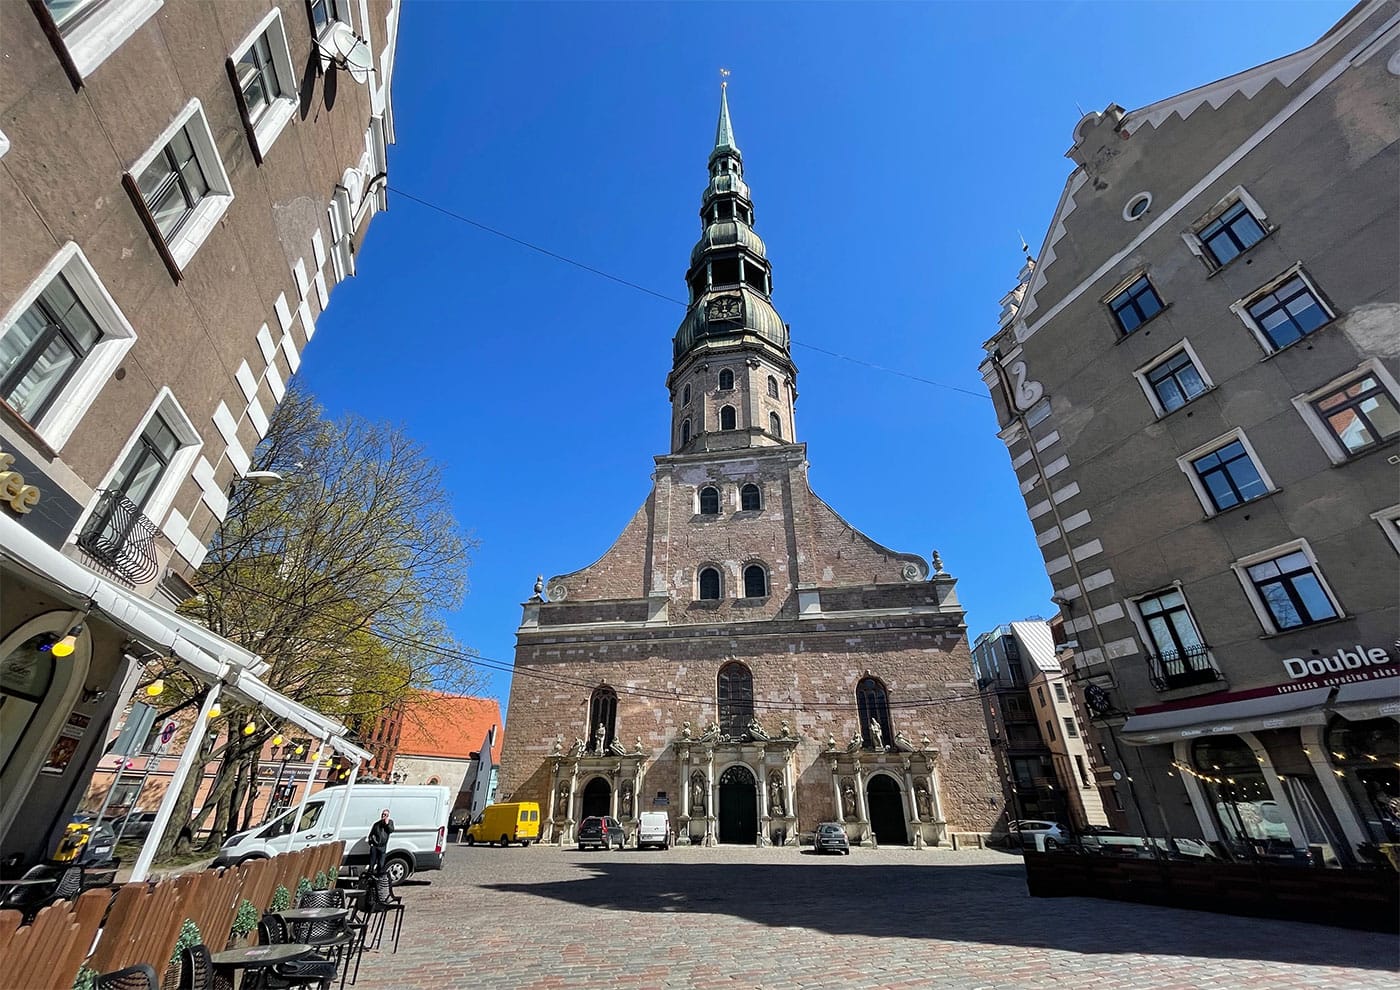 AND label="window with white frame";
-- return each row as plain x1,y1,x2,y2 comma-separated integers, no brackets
1135,342,1212,416
1234,544,1341,634
35,0,163,84
1372,505,1400,555
230,10,298,160
1179,431,1273,514
1292,360,1400,465
126,102,233,276
1053,682,1067,703
0,244,137,449
1062,717,1079,739
1192,193,1268,269
307,0,351,38
1134,586,1218,690
1234,268,1333,352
